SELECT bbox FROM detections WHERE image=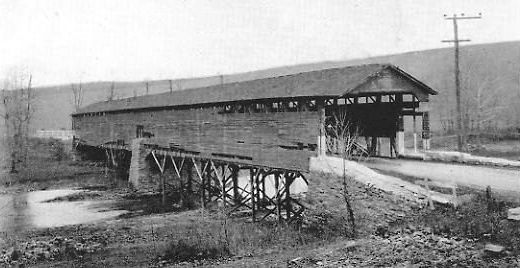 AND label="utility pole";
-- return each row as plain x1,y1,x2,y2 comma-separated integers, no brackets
442,13,481,152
